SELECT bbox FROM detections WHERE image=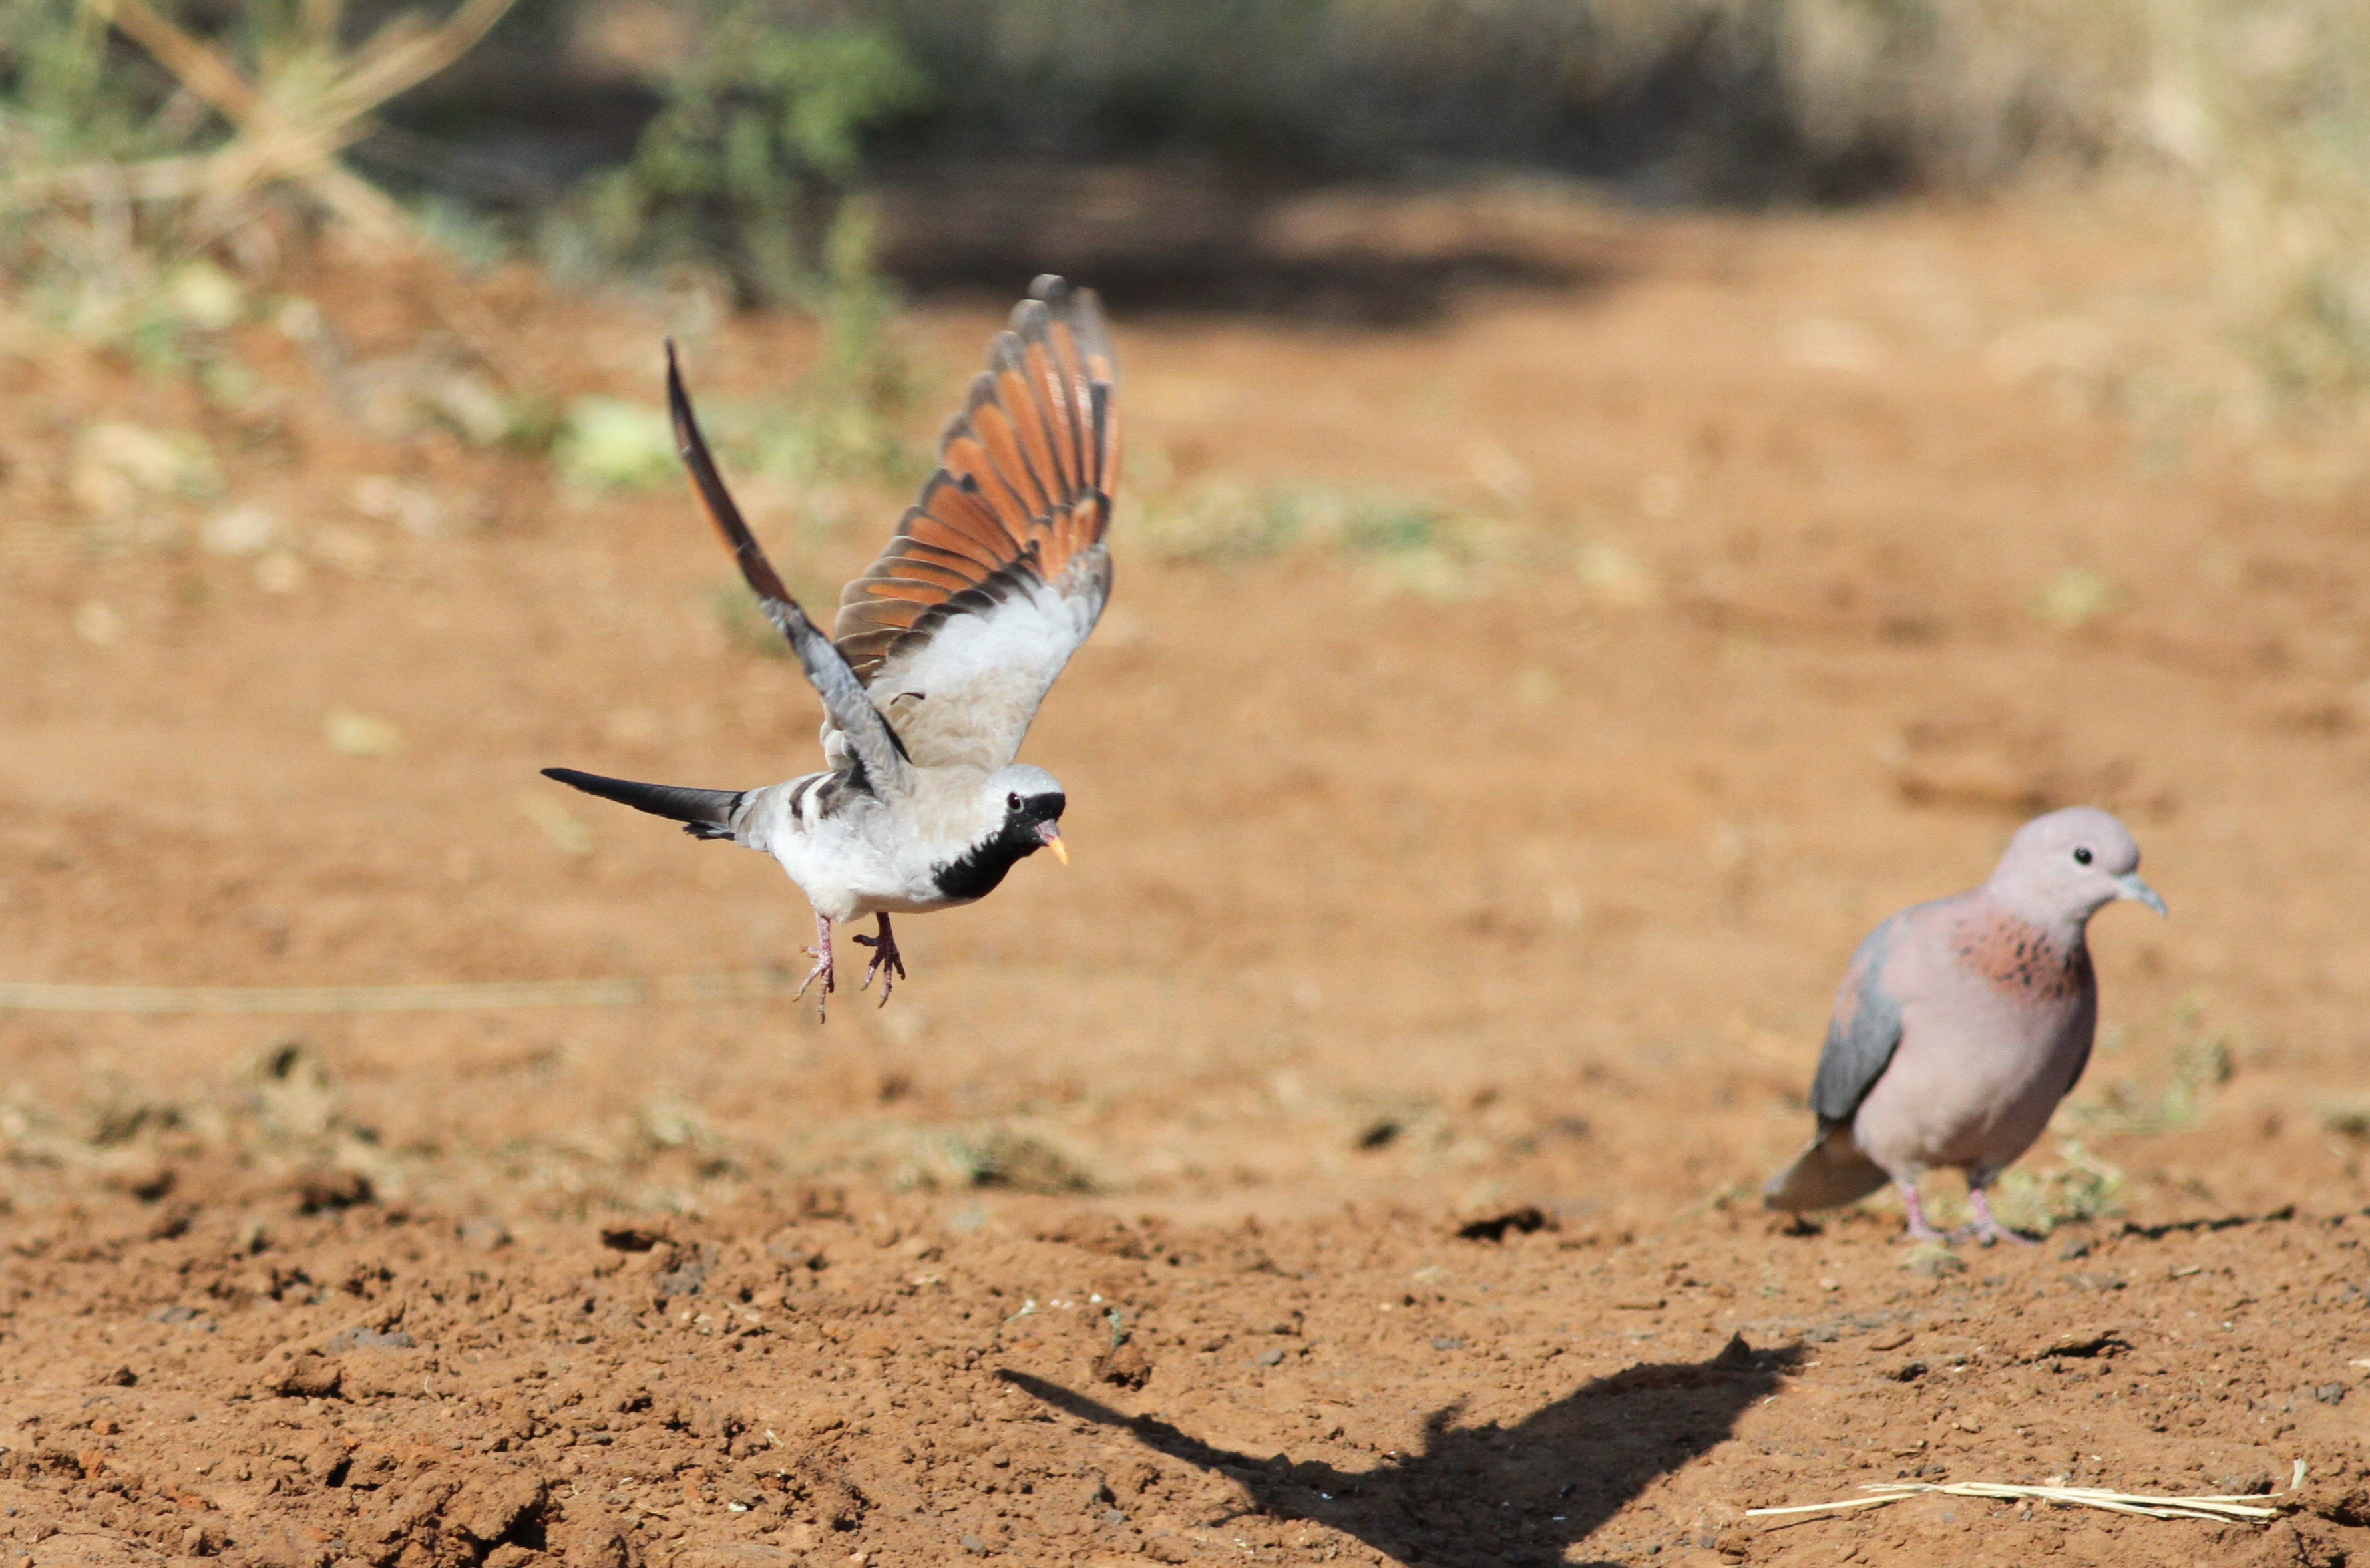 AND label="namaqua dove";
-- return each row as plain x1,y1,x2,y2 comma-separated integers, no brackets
1764,807,2166,1244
